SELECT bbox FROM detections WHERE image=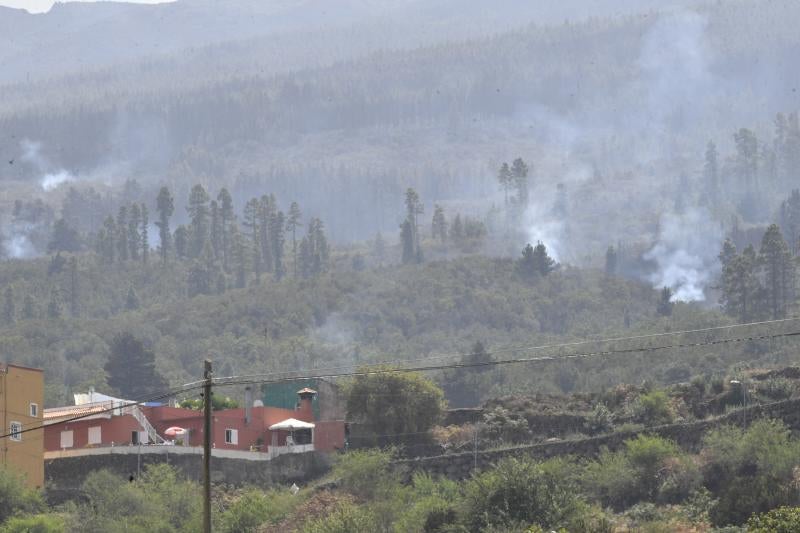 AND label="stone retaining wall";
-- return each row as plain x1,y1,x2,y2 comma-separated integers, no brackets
399,398,800,480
